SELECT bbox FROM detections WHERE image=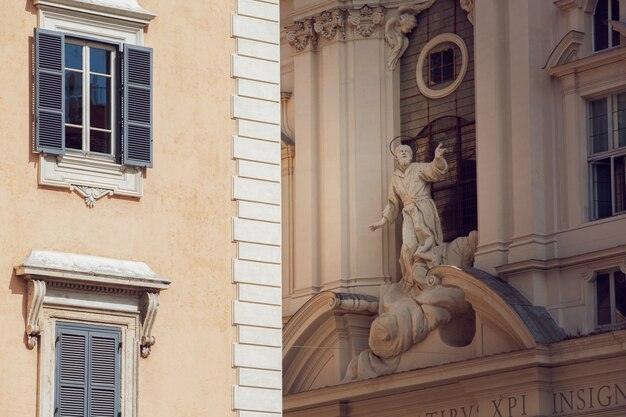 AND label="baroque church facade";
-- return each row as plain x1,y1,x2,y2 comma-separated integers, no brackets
280,1,626,416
